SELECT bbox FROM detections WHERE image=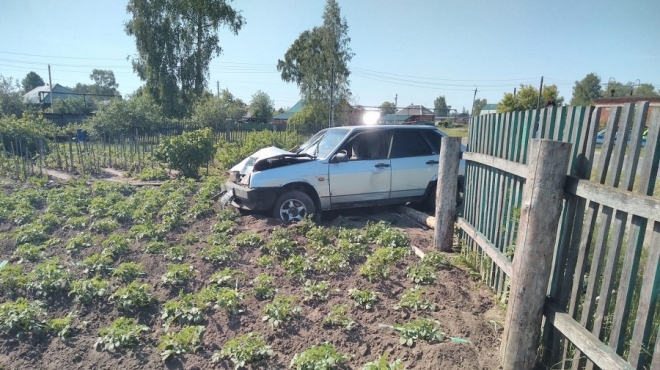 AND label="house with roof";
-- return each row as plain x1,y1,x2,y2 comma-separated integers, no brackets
380,104,435,125
23,84,83,108
480,103,499,115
